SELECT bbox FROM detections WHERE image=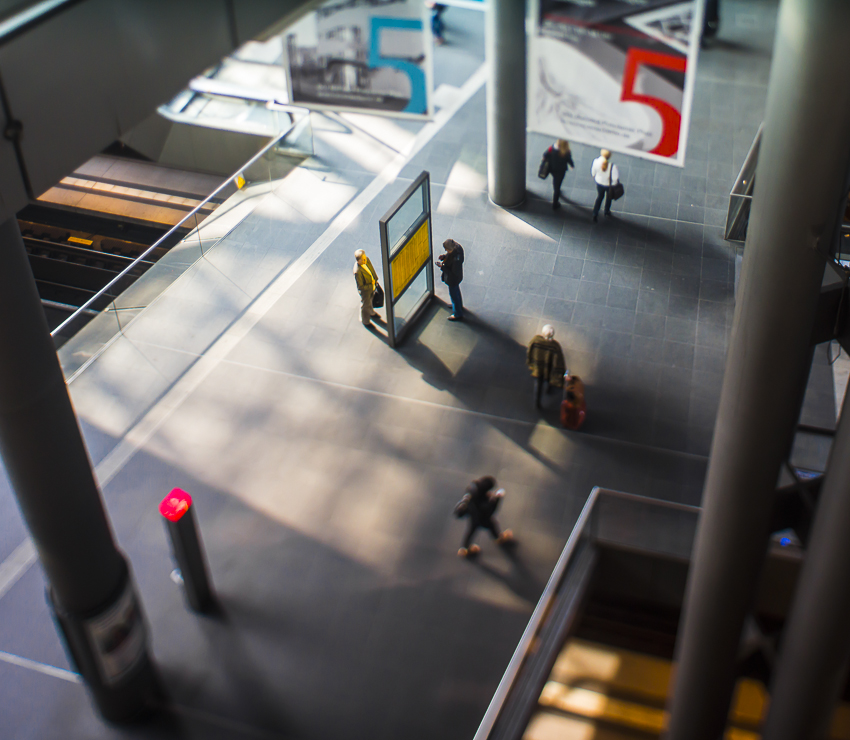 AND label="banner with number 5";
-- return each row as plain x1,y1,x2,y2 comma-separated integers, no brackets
529,0,705,167
283,0,432,118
